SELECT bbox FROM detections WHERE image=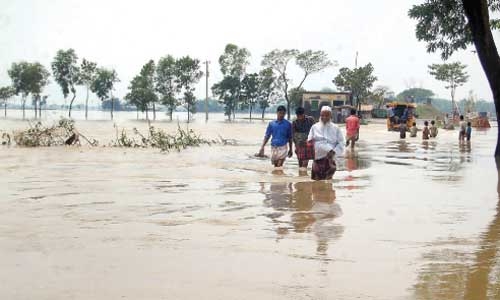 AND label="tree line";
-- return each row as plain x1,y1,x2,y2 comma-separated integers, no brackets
0,44,477,123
